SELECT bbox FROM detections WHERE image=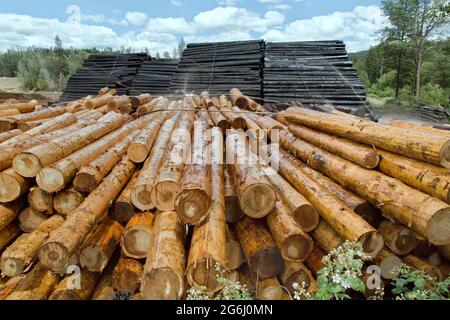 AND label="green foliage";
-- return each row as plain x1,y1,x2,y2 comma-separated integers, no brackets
186,263,253,300
418,83,450,106
391,264,450,300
